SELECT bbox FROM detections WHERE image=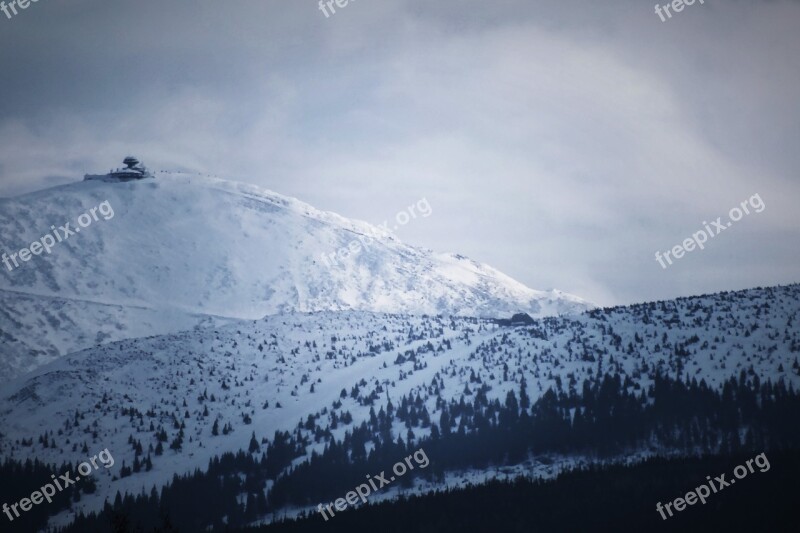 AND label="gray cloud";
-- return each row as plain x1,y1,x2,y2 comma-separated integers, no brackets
0,0,798,305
